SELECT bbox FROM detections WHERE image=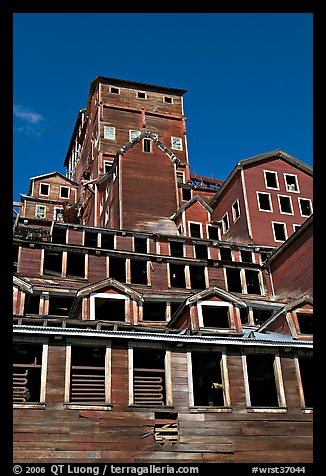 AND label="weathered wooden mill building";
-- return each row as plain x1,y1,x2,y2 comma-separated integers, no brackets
13,76,313,464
